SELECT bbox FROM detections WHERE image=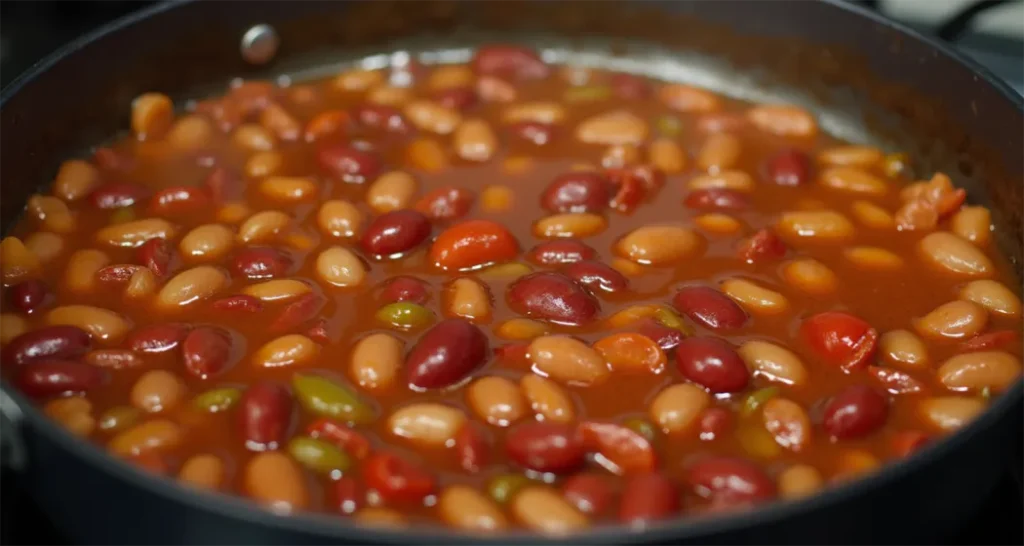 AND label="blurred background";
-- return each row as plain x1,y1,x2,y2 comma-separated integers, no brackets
1,0,1022,93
